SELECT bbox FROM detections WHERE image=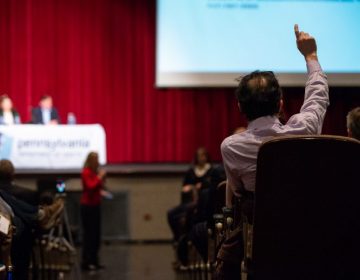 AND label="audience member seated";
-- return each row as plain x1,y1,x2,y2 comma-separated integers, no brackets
215,24,329,280
0,95,21,125
0,161,37,206
31,95,60,125
347,107,360,141
171,130,248,267
185,164,226,262
0,194,14,277
0,159,64,280
185,129,244,264
167,147,213,244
